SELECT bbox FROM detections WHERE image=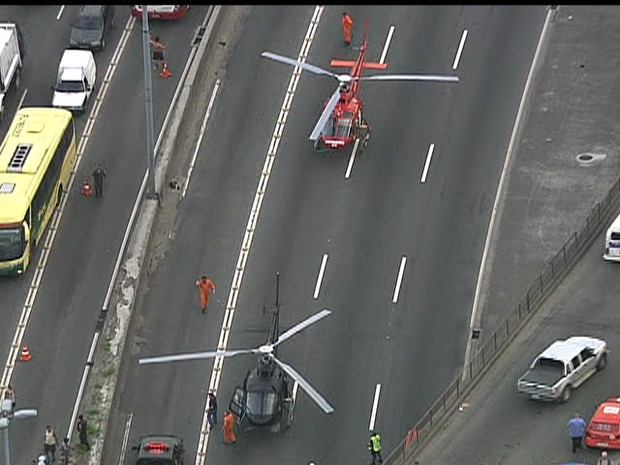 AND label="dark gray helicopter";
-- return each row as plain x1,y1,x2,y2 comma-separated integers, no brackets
139,273,334,432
